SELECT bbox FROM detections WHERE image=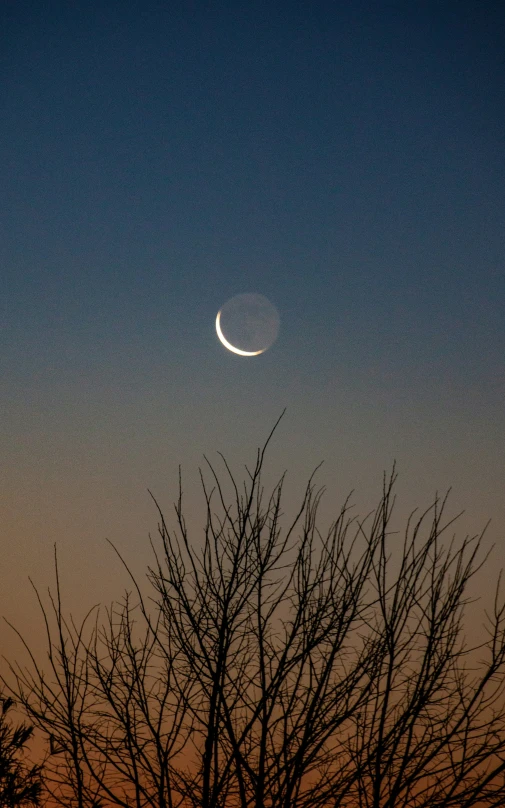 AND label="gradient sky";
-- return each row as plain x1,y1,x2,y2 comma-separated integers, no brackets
1,1,504,653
